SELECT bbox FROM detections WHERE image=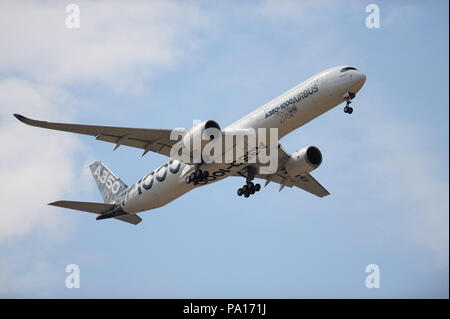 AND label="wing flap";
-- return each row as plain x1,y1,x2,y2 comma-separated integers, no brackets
252,172,329,197
289,174,330,197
